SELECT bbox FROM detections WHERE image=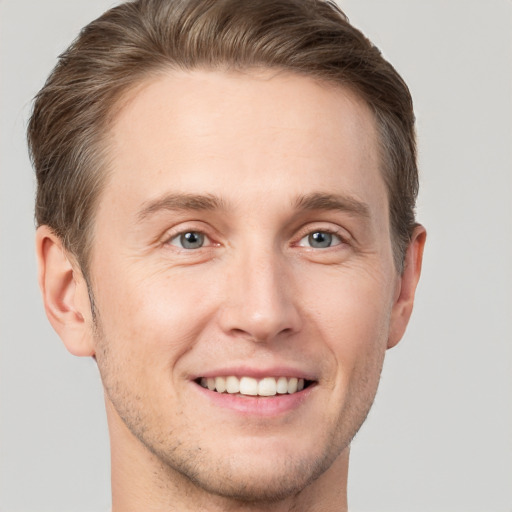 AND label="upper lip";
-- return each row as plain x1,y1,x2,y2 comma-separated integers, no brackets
191,366,317,381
